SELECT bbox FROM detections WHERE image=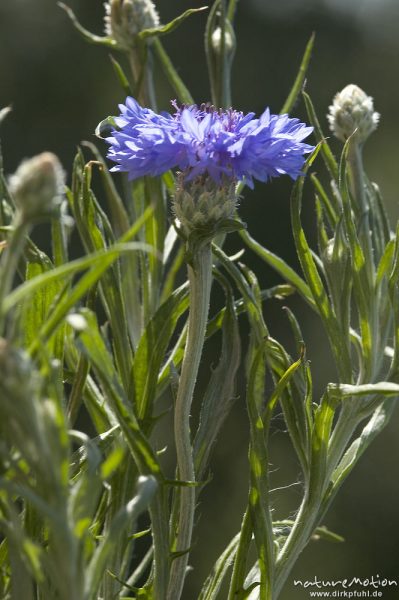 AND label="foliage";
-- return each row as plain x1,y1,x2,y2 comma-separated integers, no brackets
0,1,397,599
